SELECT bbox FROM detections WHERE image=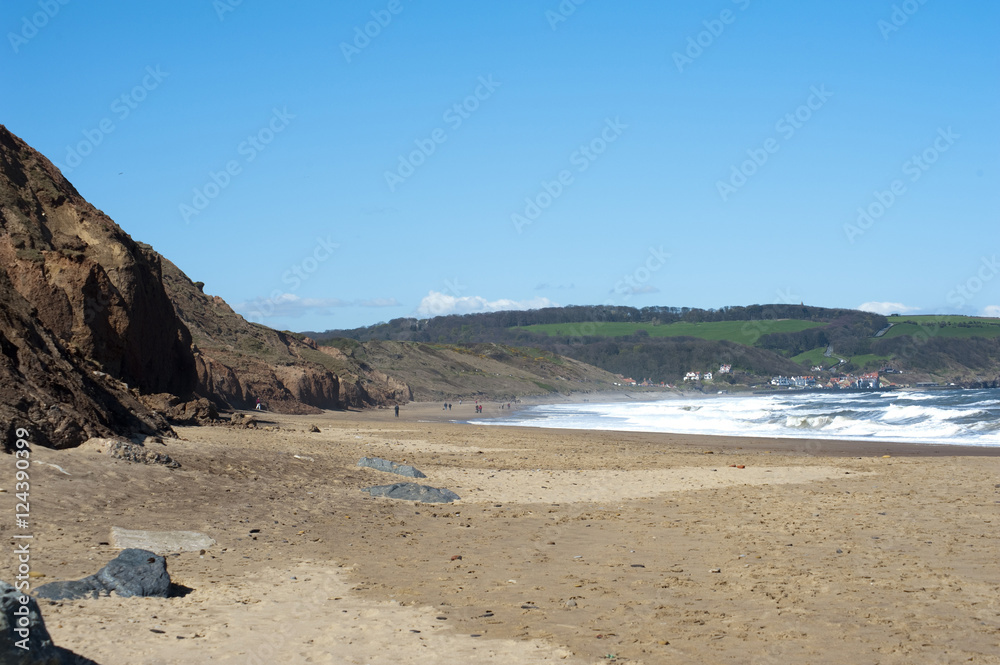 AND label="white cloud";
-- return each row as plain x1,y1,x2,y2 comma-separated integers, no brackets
857,301,920,316
981,305,1000,318
415,291,558,318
